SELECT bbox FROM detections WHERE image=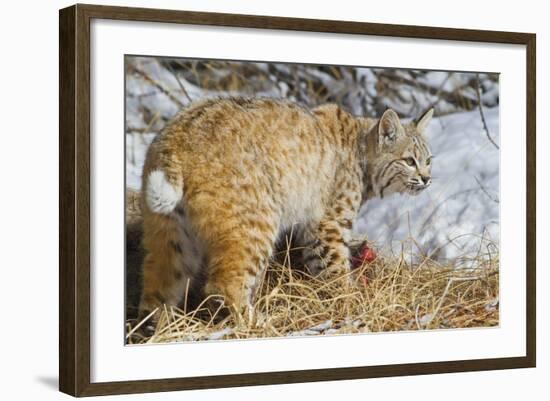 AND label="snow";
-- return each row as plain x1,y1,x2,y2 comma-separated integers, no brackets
126,132,155,190
206,328,233,341
287,320,333,337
